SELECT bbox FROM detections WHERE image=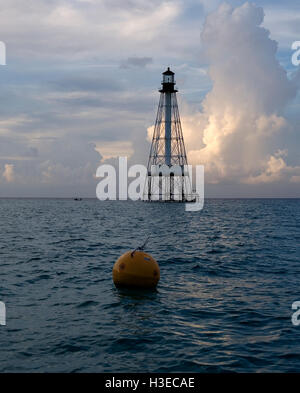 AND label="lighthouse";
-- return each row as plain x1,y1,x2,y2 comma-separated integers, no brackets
144,67,193,202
